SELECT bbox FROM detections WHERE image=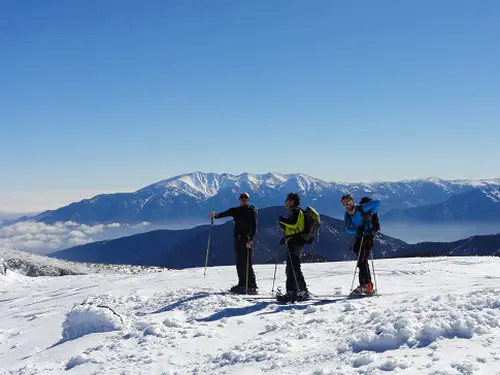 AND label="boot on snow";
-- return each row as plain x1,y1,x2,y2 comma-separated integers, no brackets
350,281,374,296
229,285,258,295
229,285,246,294
276,288,310,303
